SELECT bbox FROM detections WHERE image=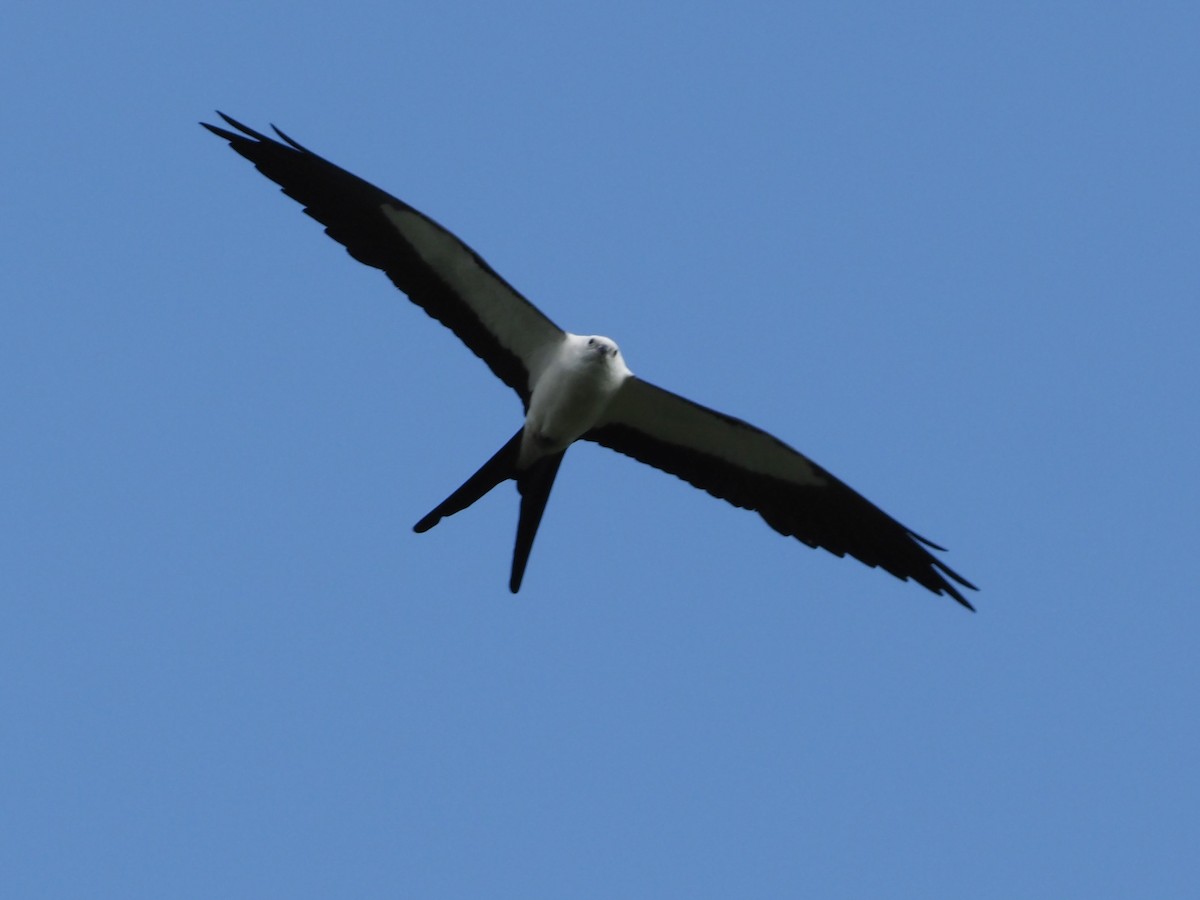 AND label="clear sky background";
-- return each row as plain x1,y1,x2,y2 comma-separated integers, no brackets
3,2,1197,897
